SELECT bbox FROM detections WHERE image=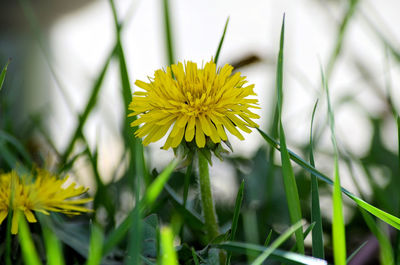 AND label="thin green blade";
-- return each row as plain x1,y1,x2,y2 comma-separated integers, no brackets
275,14,304,254
322,67,346,264
214,17,230,65
251,221,303,265
0,59,10,91
309,100,324,259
